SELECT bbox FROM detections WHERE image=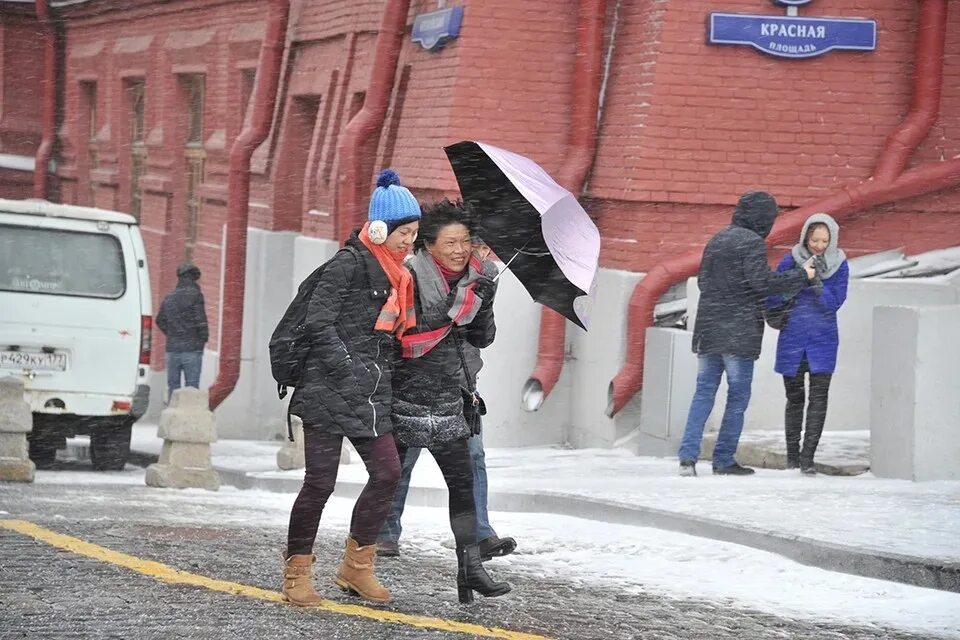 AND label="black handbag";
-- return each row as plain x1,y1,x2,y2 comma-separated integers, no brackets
764,296,796,330
453,331,486,435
